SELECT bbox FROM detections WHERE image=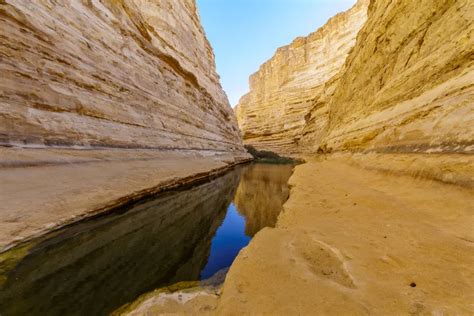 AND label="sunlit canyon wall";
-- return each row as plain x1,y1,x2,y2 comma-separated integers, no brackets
236,0,473,155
